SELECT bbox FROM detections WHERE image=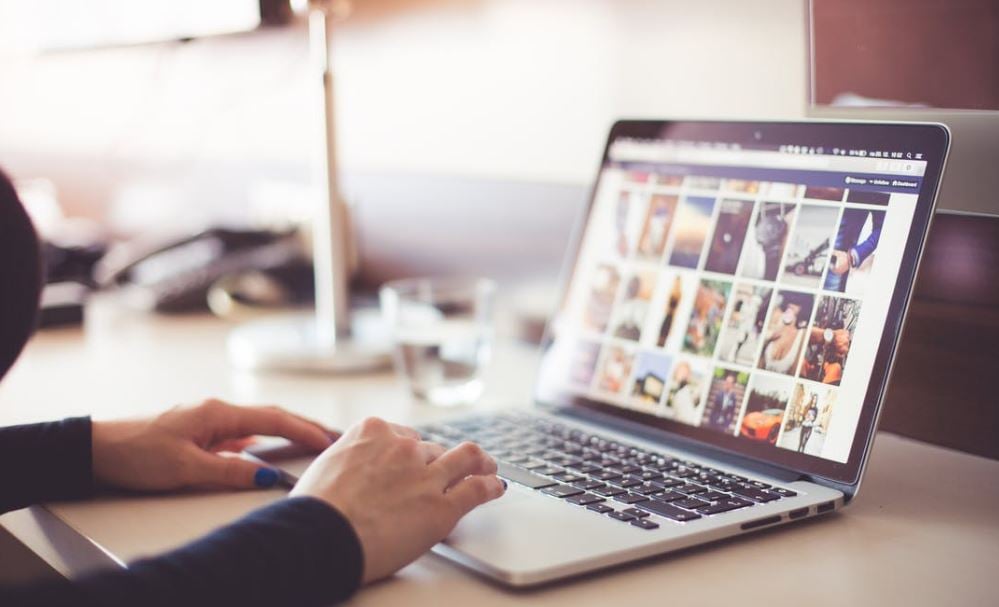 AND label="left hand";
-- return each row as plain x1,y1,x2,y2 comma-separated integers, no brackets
91,399,335,492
